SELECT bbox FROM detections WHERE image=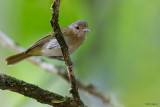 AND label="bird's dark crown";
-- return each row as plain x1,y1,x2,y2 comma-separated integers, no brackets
70,20,88,28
